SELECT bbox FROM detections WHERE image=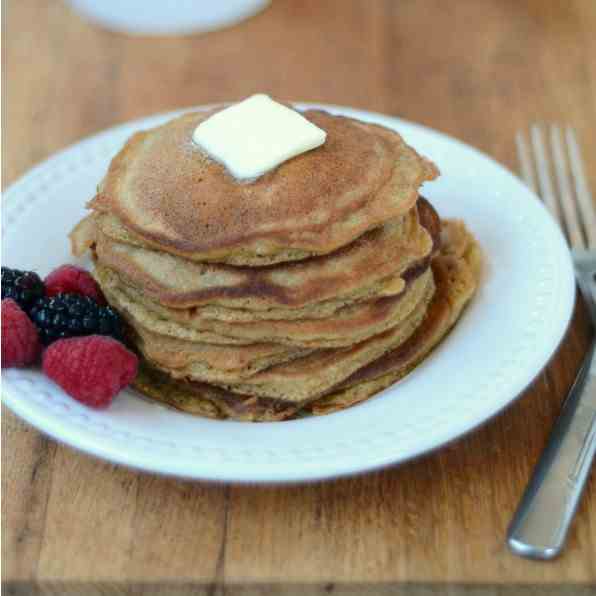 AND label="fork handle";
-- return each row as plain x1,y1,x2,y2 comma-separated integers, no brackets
507,343,596,559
